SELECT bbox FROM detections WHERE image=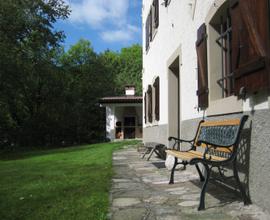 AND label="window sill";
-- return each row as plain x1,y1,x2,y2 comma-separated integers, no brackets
206,95,243,116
